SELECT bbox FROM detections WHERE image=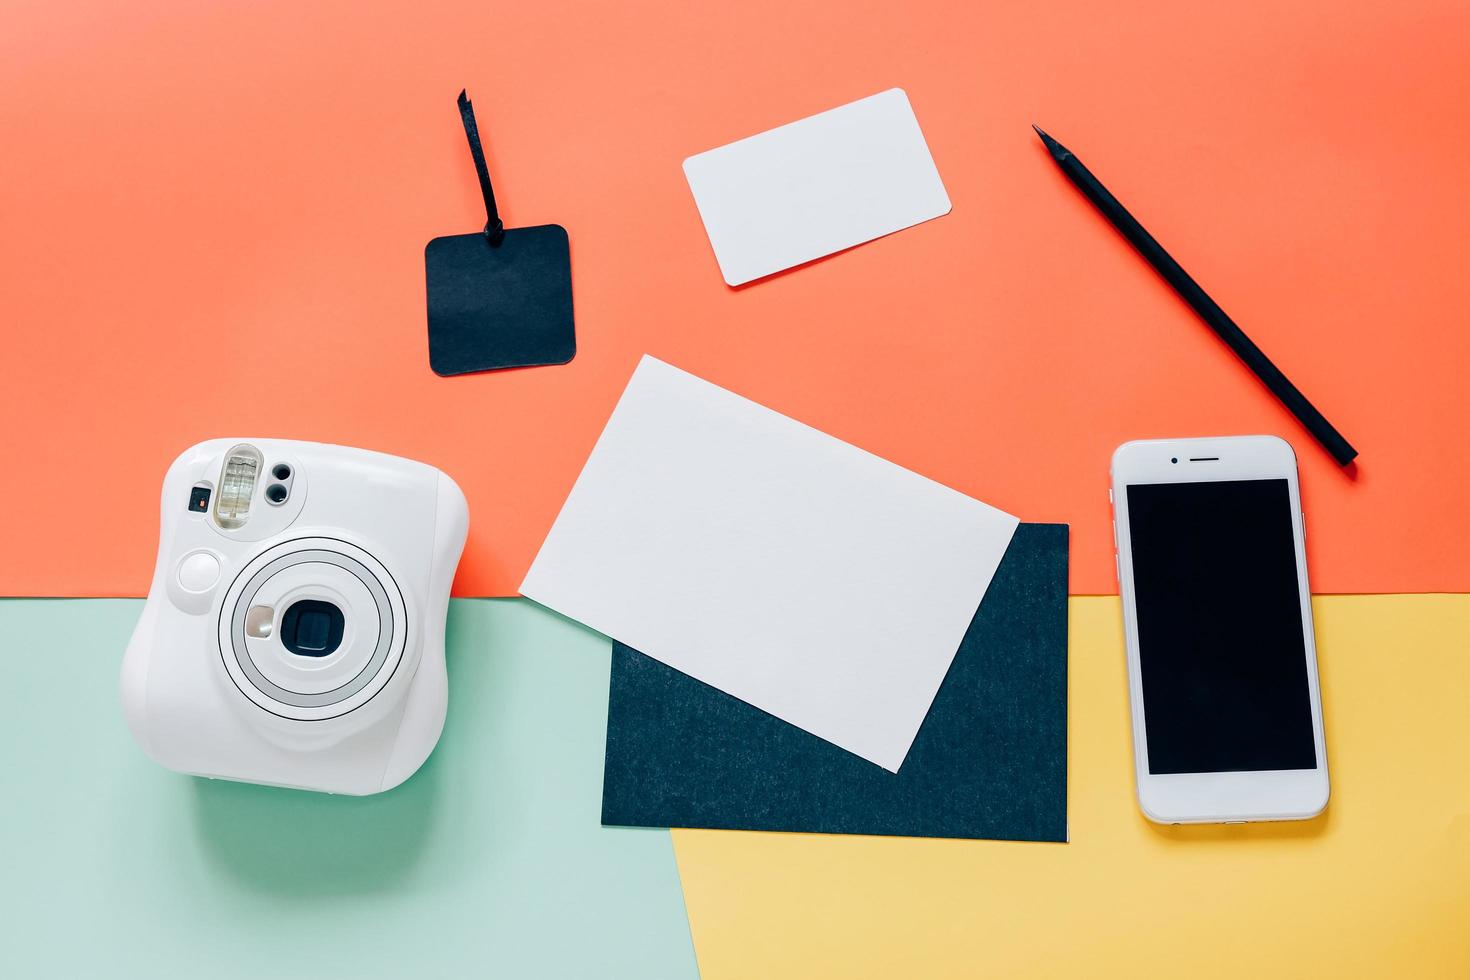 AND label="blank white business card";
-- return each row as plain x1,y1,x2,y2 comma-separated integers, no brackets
682,88,952,286
521,356,1018,772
